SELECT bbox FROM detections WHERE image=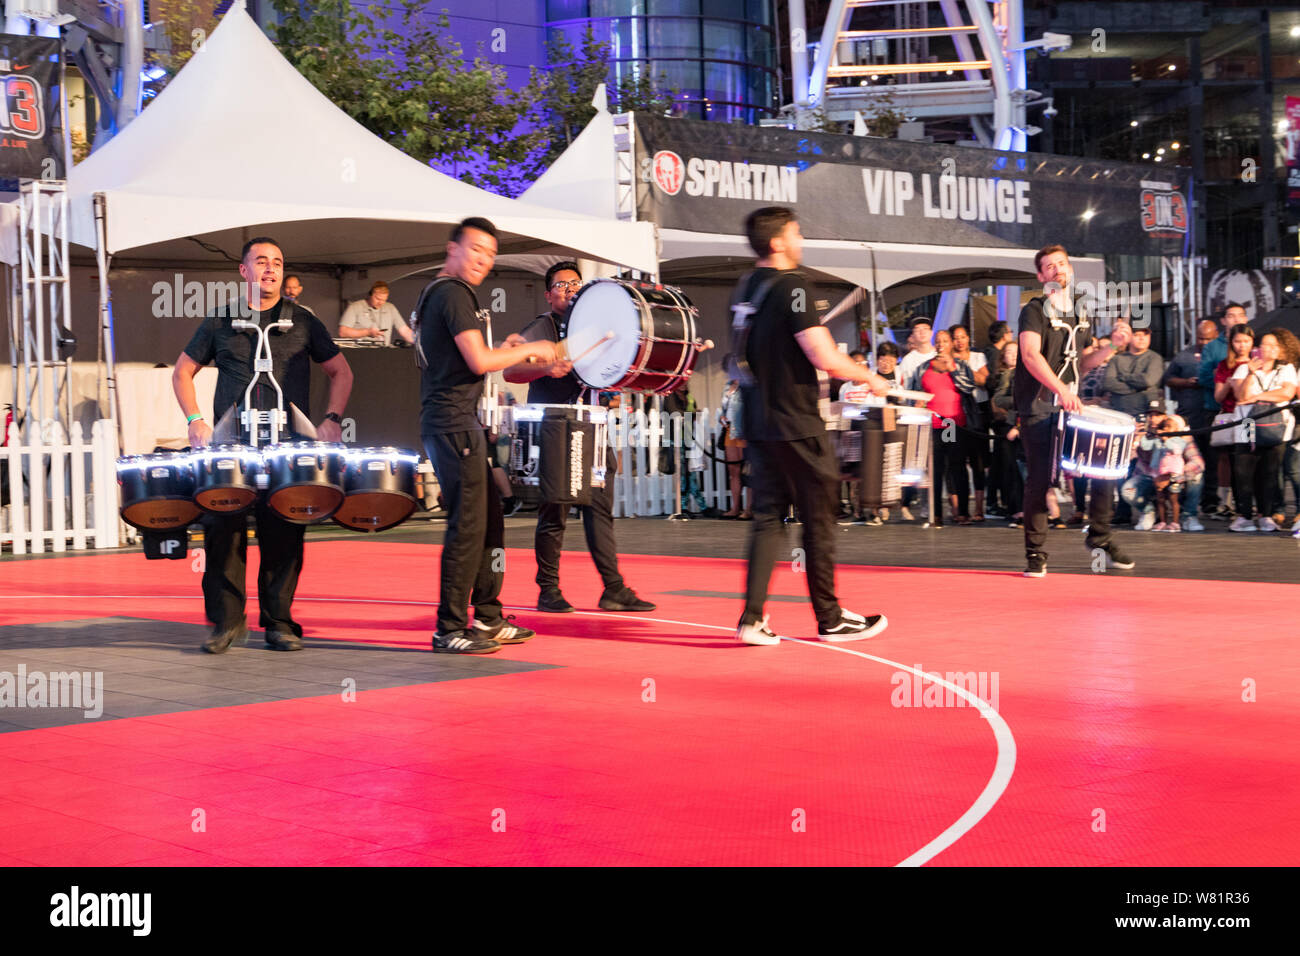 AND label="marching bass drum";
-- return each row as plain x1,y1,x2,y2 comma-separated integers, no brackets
565,278,702,394
117,452,200,531
192,445,265,515
333,447,418,533
262,442,346,523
